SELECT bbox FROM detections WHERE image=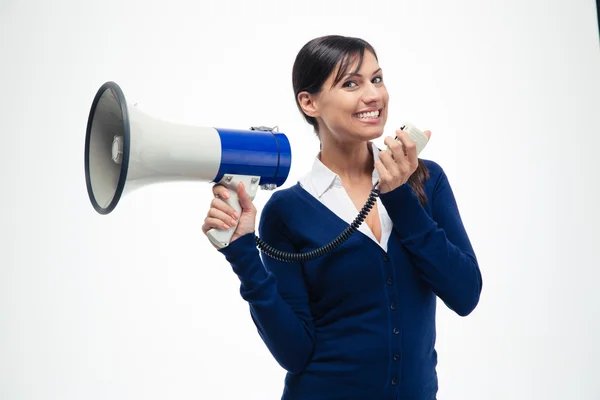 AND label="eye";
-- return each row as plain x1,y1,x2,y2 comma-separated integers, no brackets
373,76,383,84
342,81,357,88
